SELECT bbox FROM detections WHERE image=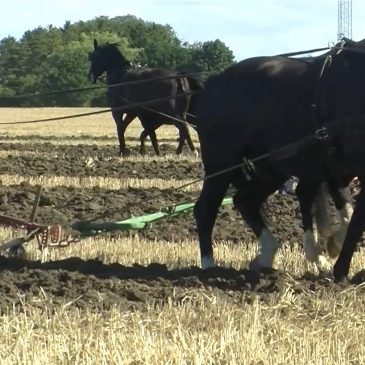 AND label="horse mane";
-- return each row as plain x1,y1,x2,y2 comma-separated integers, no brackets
98,42,131,67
